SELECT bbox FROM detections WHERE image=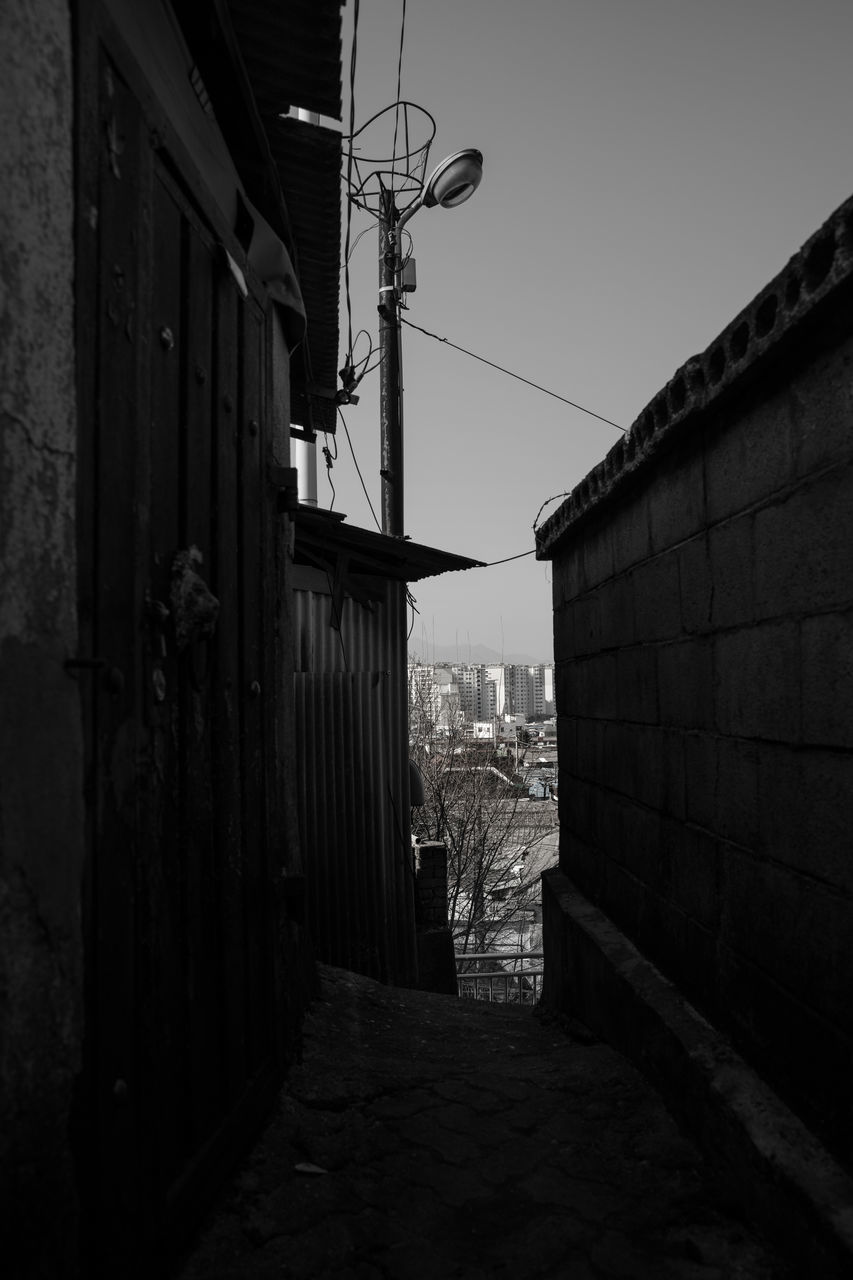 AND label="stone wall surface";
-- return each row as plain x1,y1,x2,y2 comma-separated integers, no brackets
539,192,853,1165
0,1,85,1275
